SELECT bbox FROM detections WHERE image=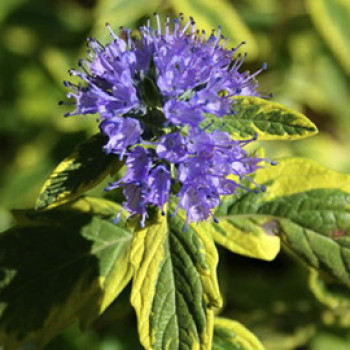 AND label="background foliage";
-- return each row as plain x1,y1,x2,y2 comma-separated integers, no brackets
1,0,350,349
